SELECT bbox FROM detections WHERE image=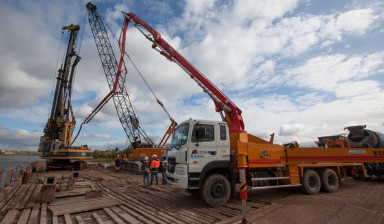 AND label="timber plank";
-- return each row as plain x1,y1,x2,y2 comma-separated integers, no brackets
194,207,228,220
55,190,87,198
0,209,18,224
98,182,175,224
49,199,114,211
20,184,36,209
92,213,104,224
27,203,40,224
52,216,58,224
64,214,72,224
49,197,84,206
110,206,140,224
97,184,163,223
16,209,31,224
157,211,184,224
103,208,124,224
75,216,84,224
26,184,42,209
39,203,47,224
49,198,121,216
0,185,20,211
182,210,215,223
119,205,165,224
49,197,110,207
1,185,29,212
